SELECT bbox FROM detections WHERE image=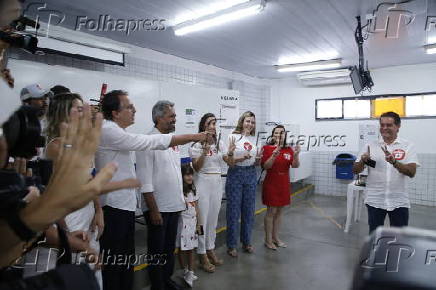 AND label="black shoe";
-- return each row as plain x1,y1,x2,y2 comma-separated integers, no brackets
166,279,187,290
